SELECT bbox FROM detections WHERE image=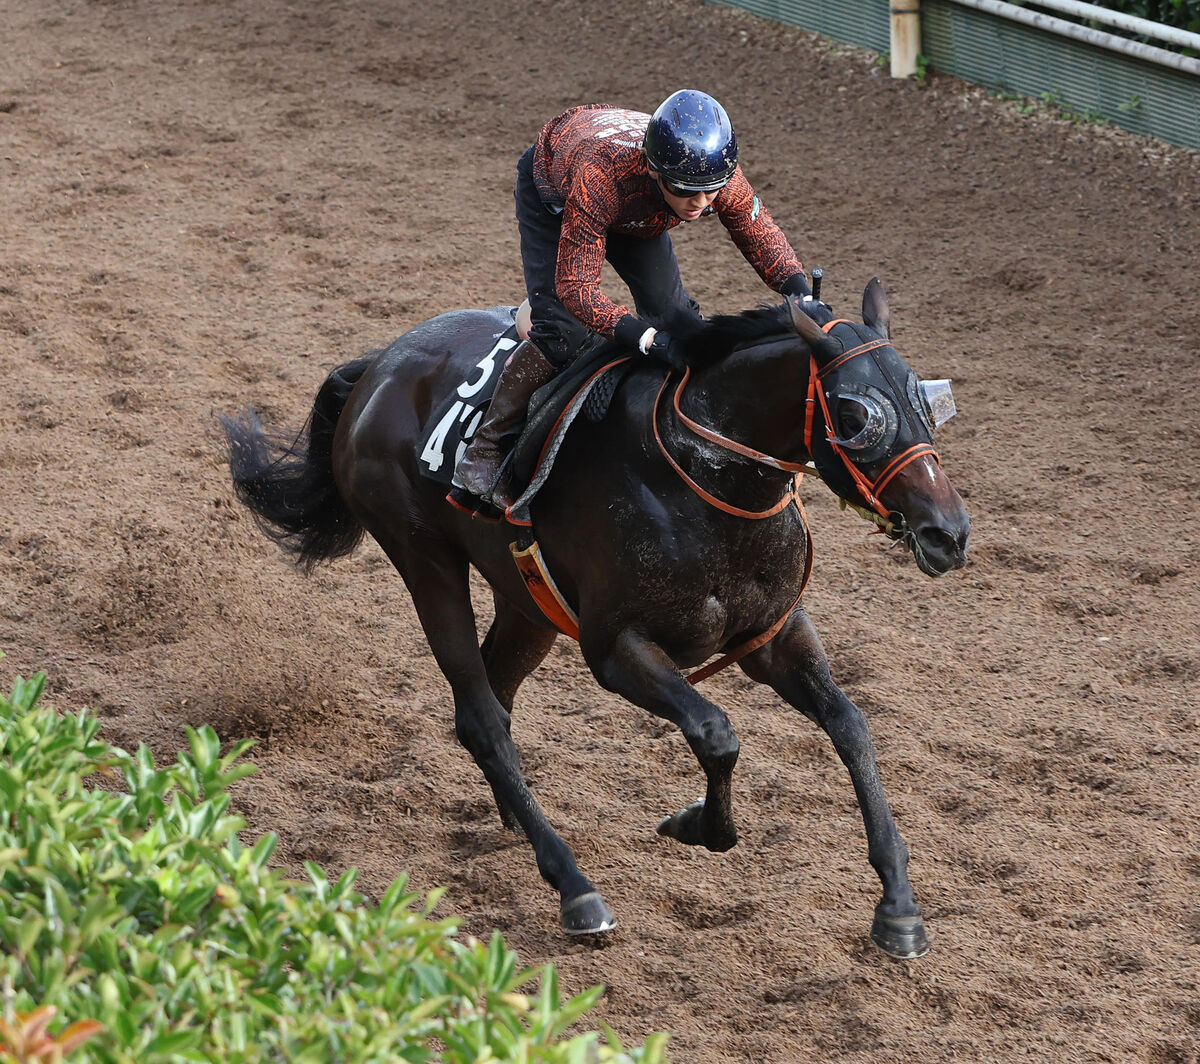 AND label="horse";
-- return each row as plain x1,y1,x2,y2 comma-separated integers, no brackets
219,278,970,959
